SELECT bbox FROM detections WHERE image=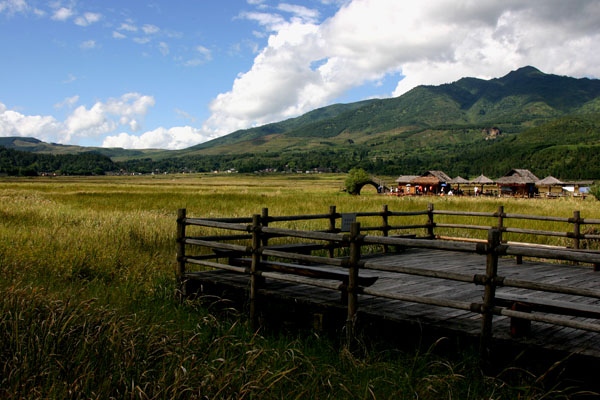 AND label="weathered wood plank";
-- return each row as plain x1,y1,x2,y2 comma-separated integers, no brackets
182,245,600,358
